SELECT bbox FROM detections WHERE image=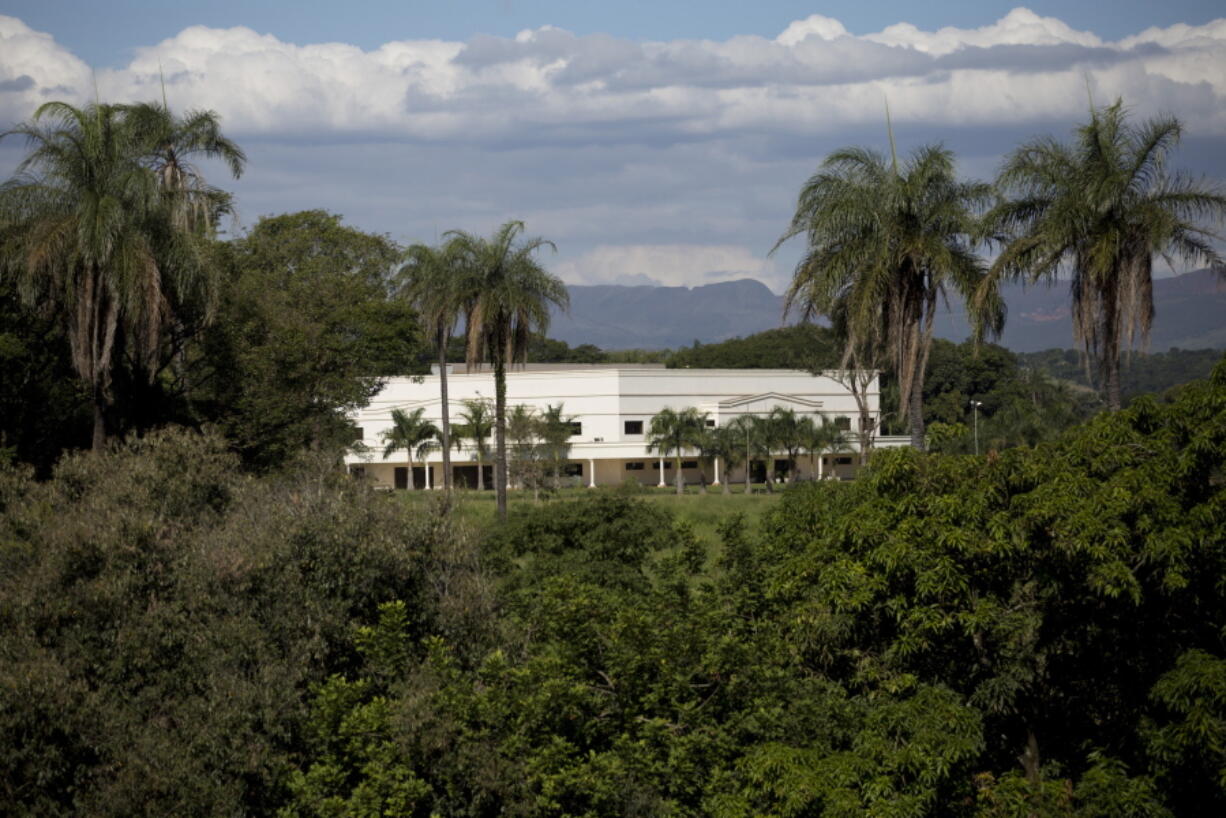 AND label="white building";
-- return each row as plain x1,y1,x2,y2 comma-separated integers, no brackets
344,364,907,489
